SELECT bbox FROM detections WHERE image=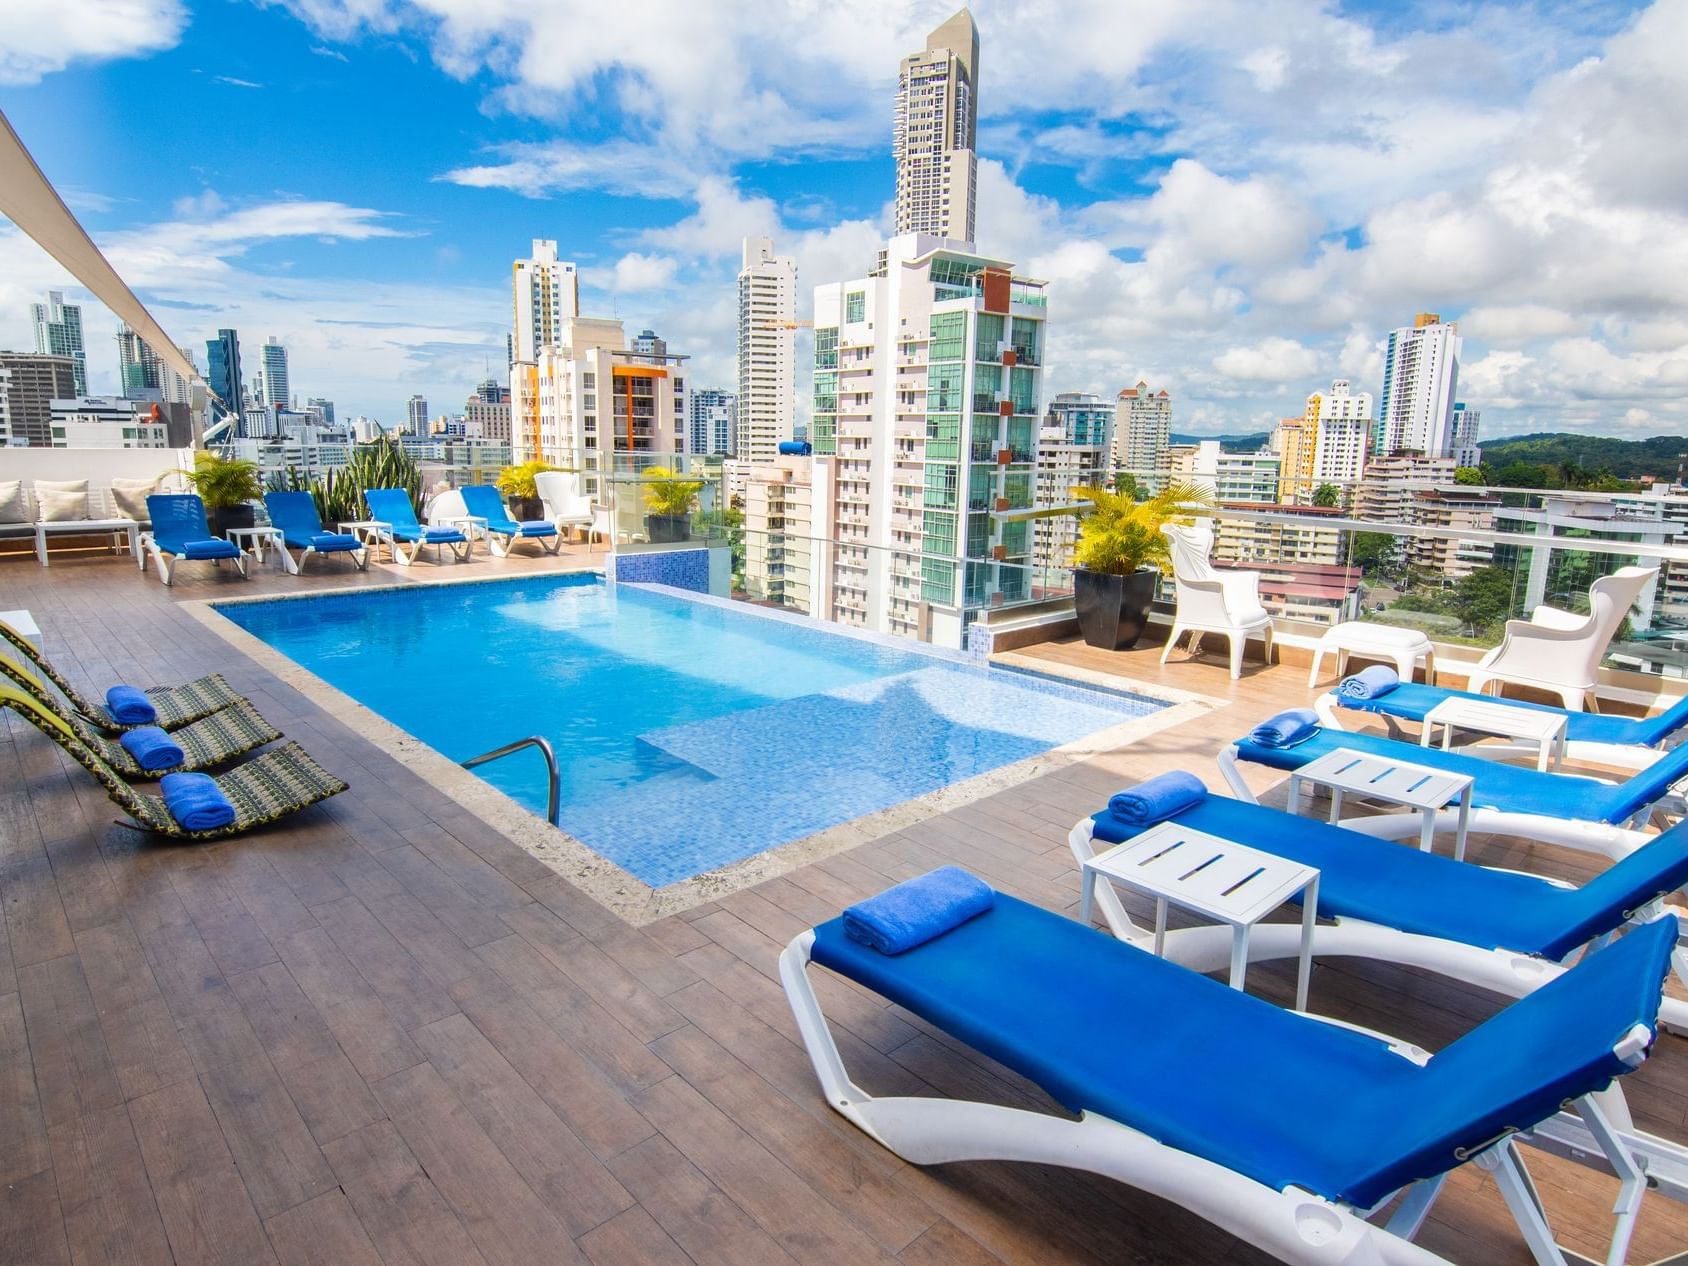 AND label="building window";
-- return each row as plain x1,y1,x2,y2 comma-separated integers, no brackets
845,291,866,324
